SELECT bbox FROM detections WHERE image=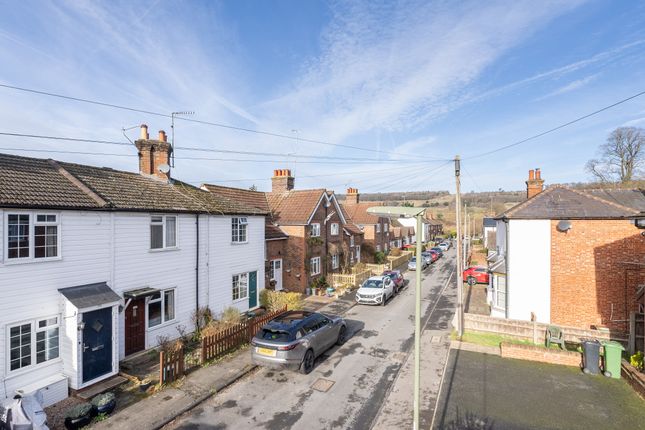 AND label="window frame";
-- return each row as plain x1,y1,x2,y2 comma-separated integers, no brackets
376,223,381,233
384,223,389,233
330,223,339,236
149,215,178,251
232,272,249,302
232,217,249,244
331,254,339,270
310,223,321,237
310,257,321,275
147,288,176,329
6,315,60,374
376,245,381,252
350,235,355,247
4,212,62,263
